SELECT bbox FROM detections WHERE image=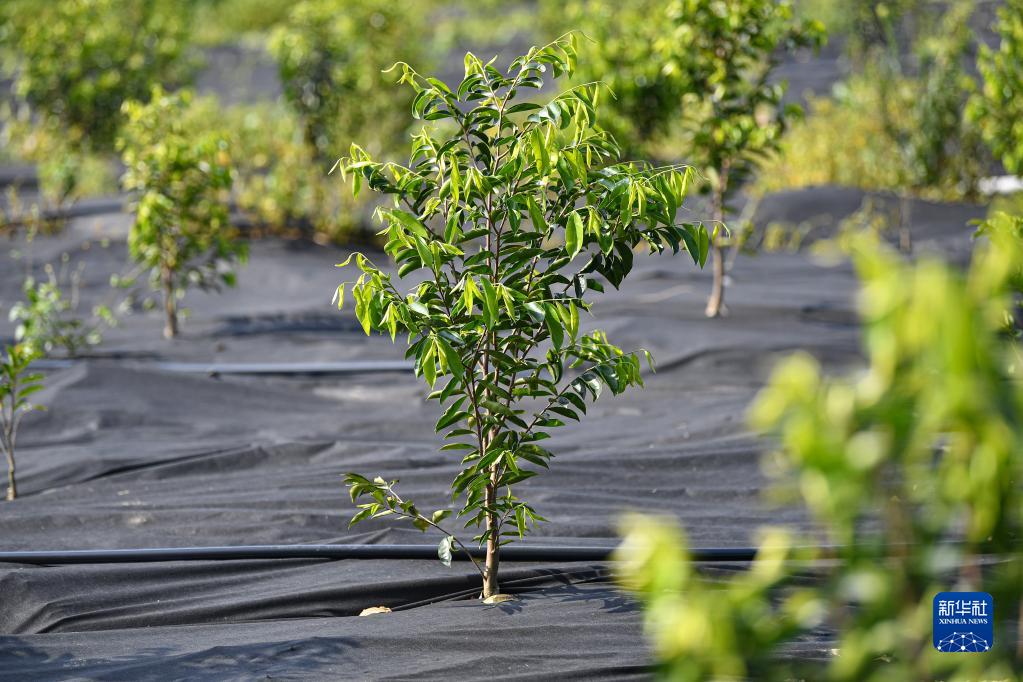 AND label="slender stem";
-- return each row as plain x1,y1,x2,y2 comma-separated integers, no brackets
161,261,178,339
2,370,18,501
704,161,729,318
383,485,488,583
